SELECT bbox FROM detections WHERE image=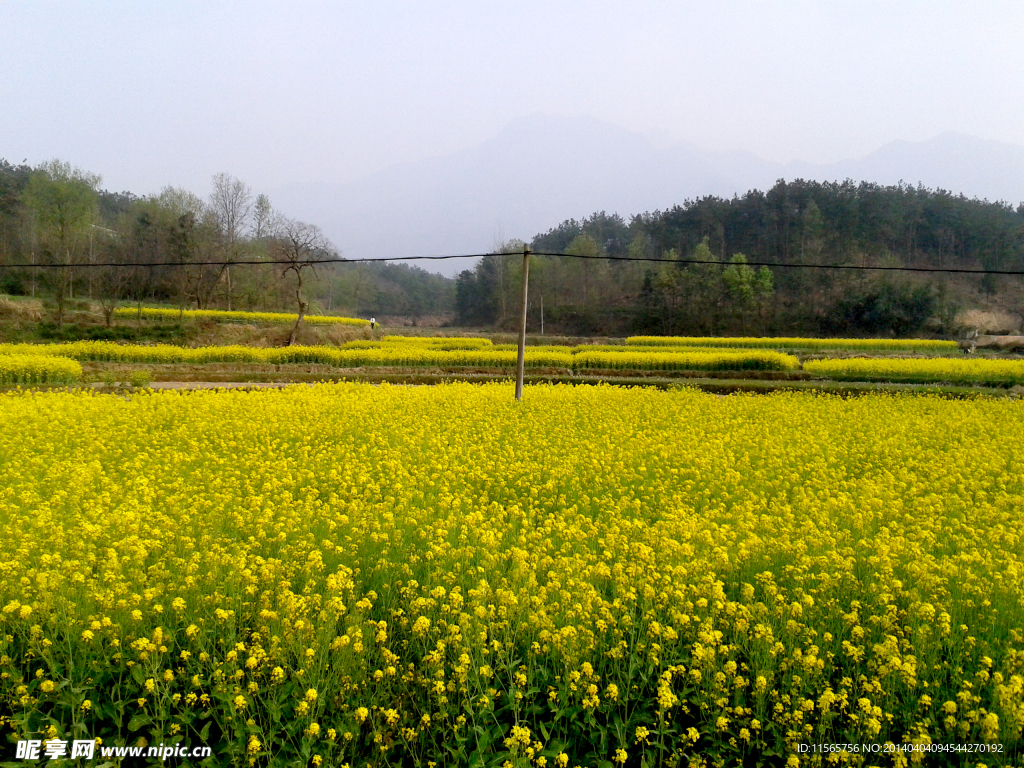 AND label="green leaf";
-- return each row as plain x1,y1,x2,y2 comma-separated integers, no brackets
129,665,146,686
